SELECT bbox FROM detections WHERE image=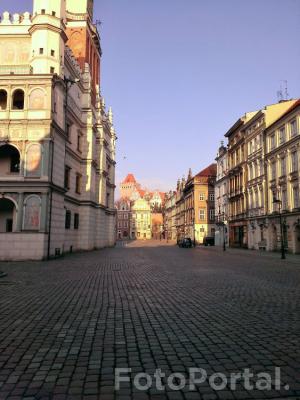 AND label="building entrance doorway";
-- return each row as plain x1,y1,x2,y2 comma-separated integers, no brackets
294,225,300,254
